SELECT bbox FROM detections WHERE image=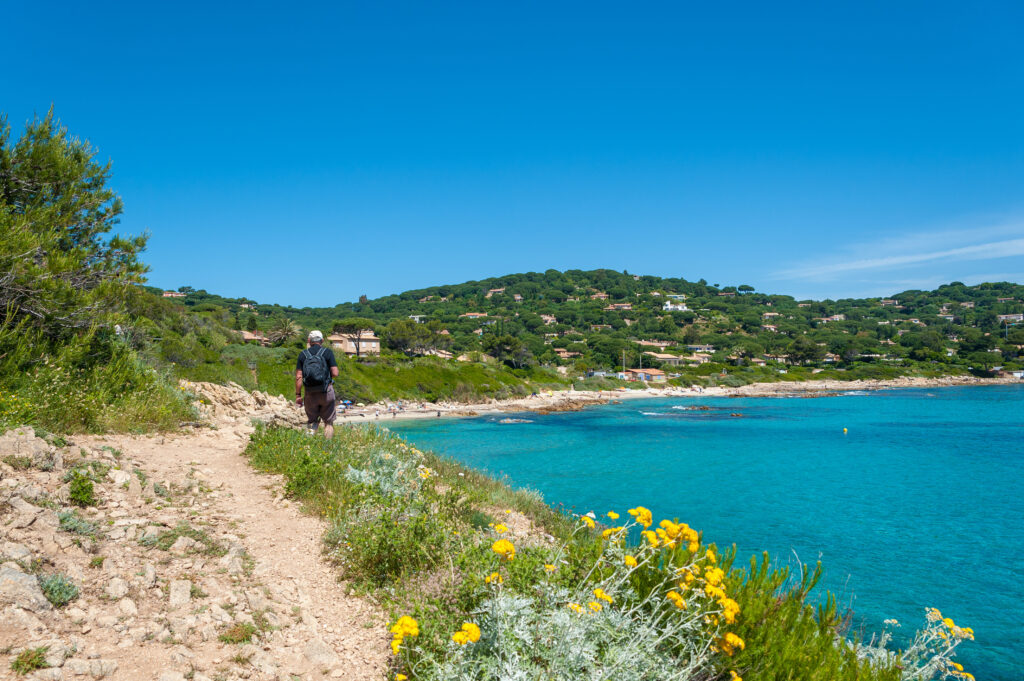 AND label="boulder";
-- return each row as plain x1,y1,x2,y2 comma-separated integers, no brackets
0,566,52,612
